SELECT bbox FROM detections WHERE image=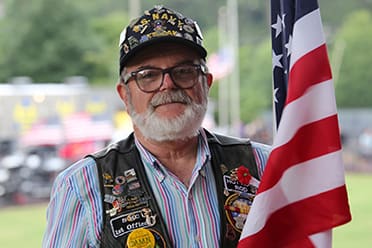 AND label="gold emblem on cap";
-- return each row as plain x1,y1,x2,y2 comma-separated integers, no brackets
126,228,155,248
